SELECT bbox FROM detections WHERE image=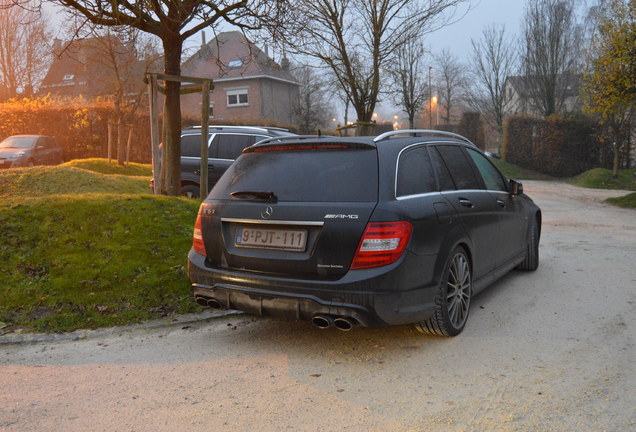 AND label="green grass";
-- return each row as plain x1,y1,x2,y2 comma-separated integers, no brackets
0,162,200,333
606,193,636,208
0,166,151,198
62,158,154,177
569,168,636,191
